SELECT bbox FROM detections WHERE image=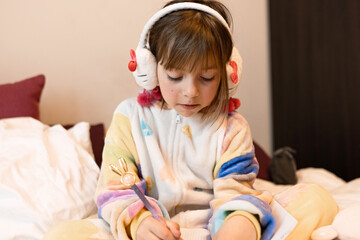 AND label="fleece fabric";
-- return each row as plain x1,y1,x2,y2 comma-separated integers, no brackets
95,98,274,240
